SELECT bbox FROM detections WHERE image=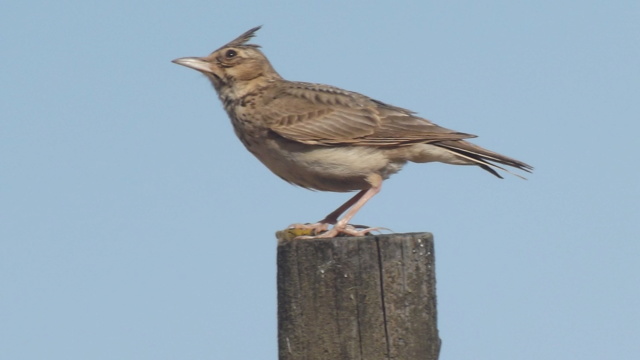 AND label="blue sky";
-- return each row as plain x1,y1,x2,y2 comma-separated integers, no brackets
2,1,639,359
